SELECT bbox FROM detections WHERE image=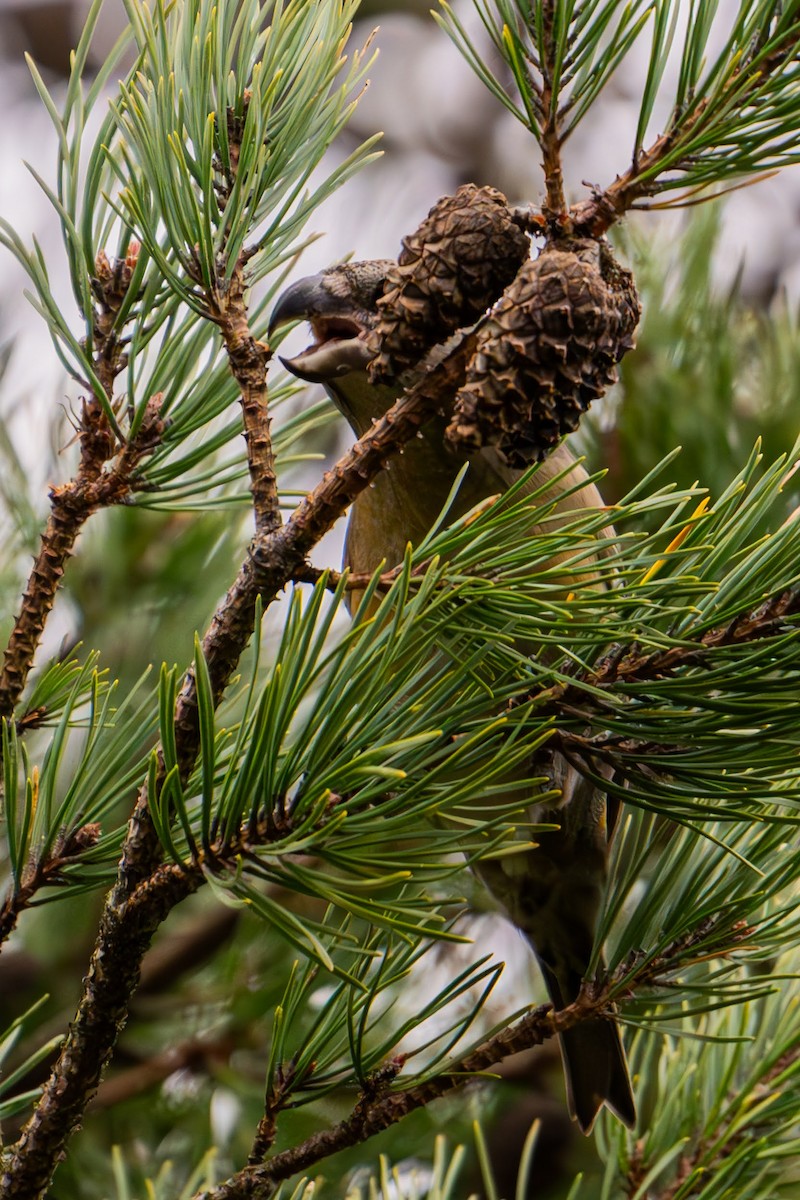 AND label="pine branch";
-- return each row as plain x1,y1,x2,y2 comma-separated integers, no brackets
200,1002,582,1200
248,1063,296,1166
196,919,746,1200
0,241,139,710
209,261,278,535
567,123,704,235
540,587,800,803
293,557,428,594
443,2,800,235
0,241,165,719
572,30,800,238
197,101,280,537
623,1018,800,1200
0,328,477,1200
0,0,378,721
0,385,166,720
1,11,381,1173
542,586,800,716
0,822,102,947
569,126,678,236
